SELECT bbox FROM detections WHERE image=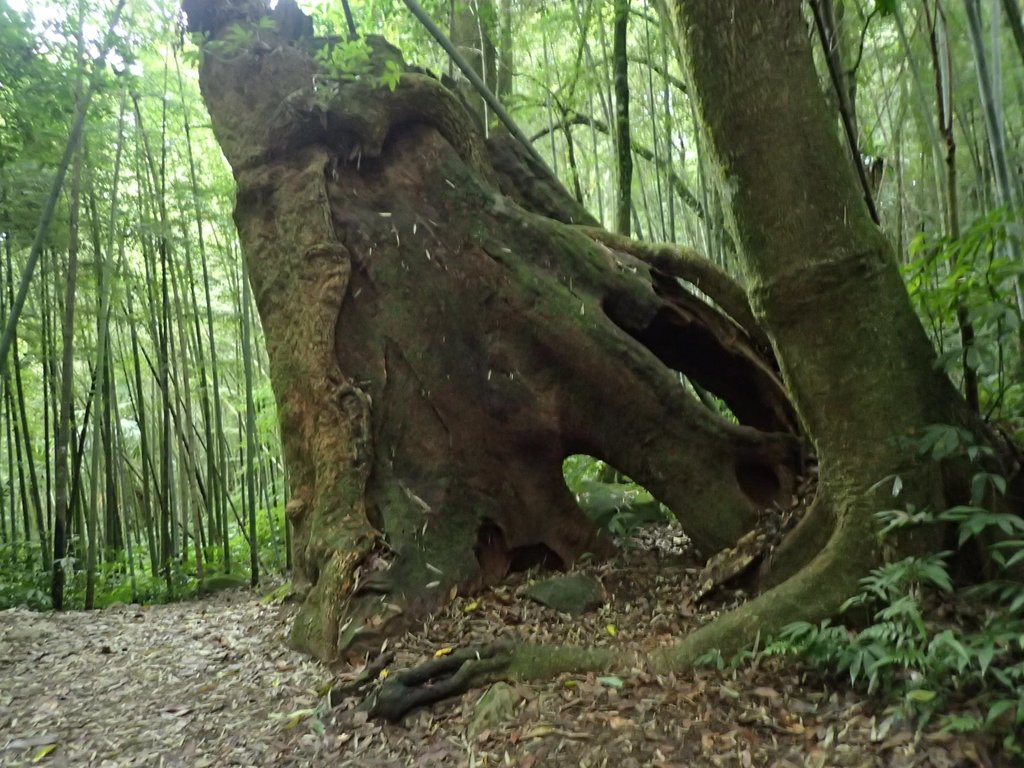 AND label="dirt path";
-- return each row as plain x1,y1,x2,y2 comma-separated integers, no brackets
1,590,331,767
0,551,1001,767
